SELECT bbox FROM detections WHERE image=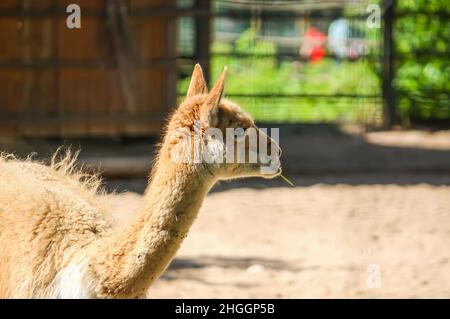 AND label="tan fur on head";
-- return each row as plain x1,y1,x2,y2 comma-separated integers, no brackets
0,64,281,298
